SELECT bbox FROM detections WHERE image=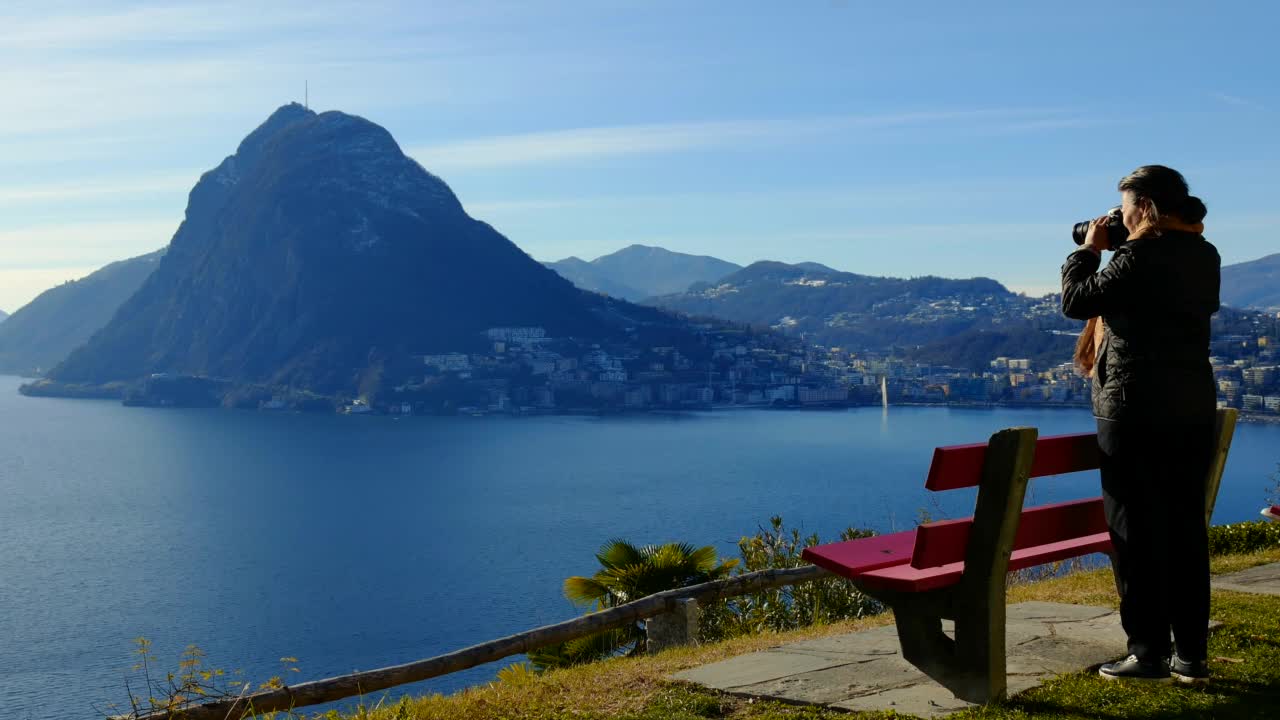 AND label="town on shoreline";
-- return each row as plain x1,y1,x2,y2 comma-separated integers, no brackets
18,314,1280,425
